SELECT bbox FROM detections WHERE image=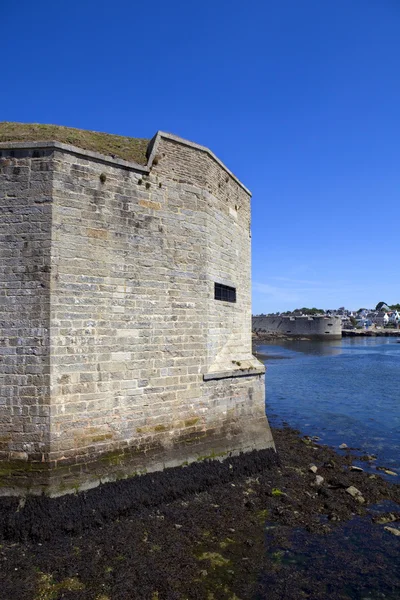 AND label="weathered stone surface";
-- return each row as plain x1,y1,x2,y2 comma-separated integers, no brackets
0,132,274,495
